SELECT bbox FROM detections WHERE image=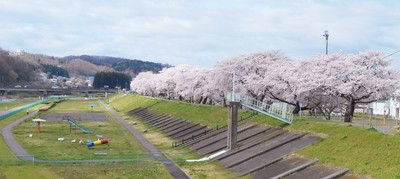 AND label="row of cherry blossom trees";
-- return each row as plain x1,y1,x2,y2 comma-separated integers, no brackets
130,50,400,122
